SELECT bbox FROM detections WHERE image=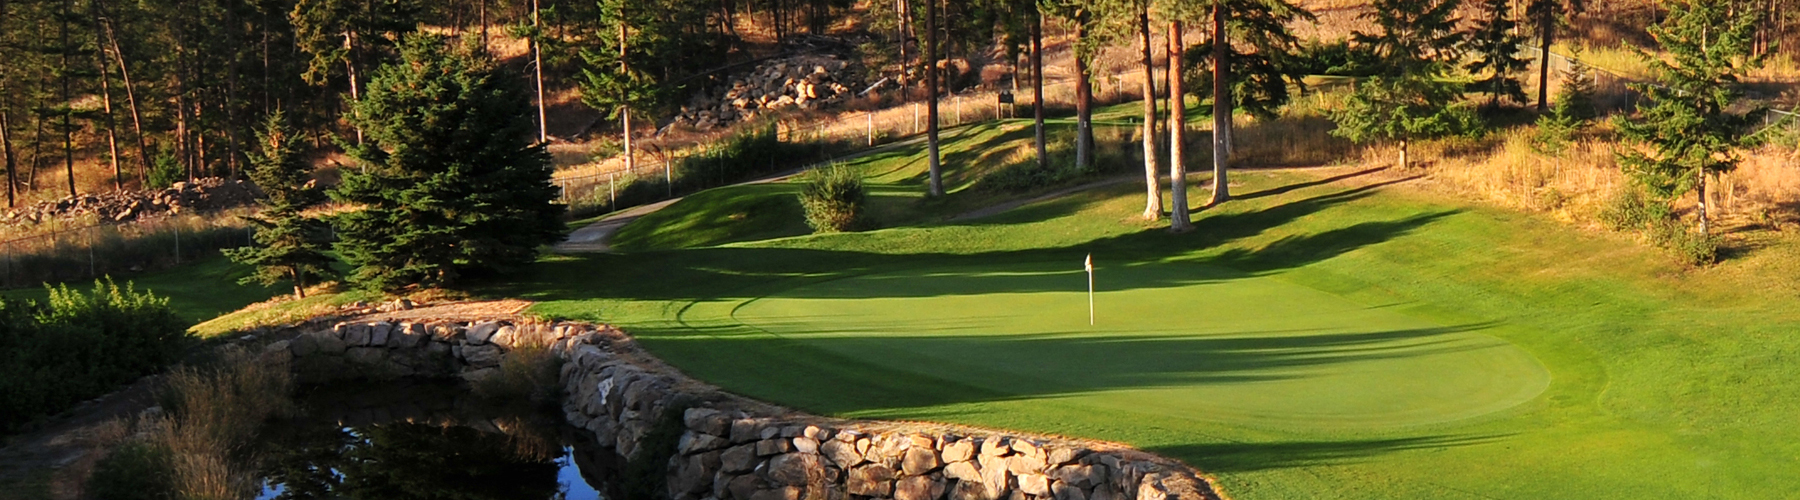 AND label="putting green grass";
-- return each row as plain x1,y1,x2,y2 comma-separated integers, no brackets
503,118,1800,498
725,261,1549,430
